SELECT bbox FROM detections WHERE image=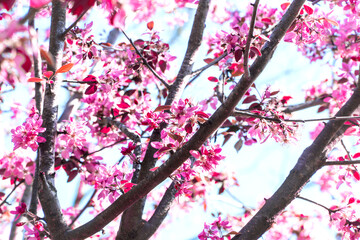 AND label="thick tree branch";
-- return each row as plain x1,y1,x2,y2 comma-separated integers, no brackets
64,0,302,238
37,1,69,239
233,80,360,238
